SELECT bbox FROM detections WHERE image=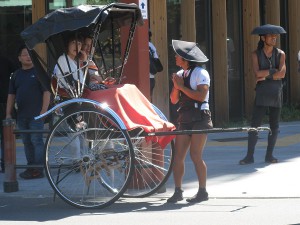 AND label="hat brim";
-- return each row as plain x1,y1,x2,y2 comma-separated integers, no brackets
172,40,209,63
251,24,286,35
